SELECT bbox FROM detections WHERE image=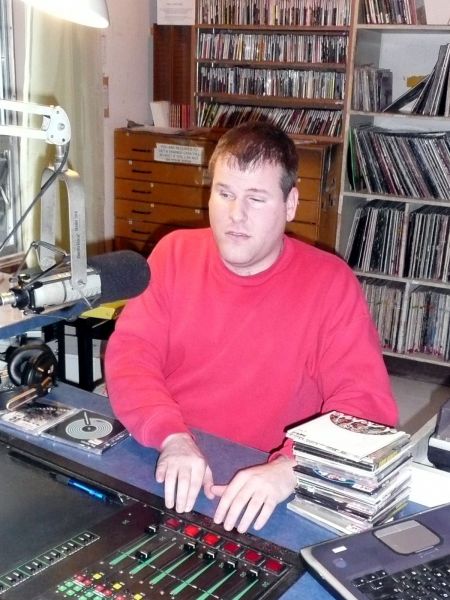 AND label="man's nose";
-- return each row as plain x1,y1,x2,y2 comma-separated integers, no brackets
229,198,246,222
